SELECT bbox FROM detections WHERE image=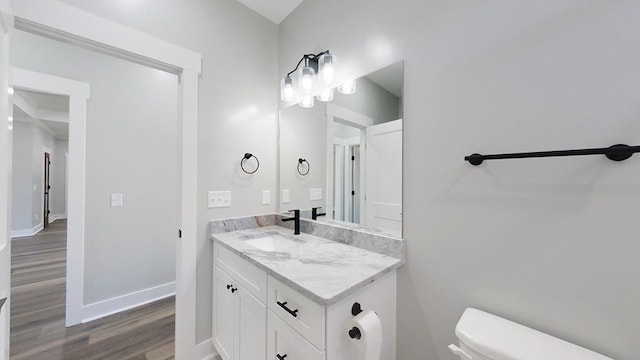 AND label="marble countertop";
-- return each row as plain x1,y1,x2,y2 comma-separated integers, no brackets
211,225,402,305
